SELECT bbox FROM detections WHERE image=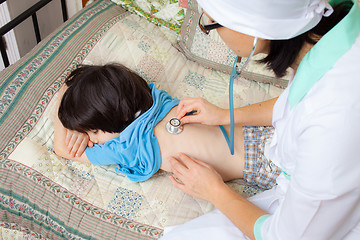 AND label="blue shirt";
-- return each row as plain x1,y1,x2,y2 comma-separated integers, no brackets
85,83,179,182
